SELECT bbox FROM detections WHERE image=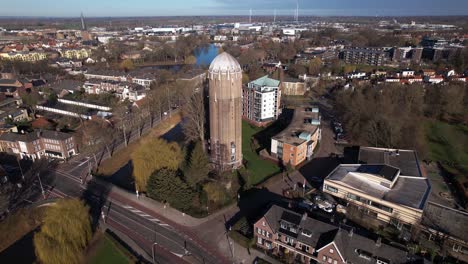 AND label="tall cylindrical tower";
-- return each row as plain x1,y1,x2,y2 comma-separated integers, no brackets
208,52,243,171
